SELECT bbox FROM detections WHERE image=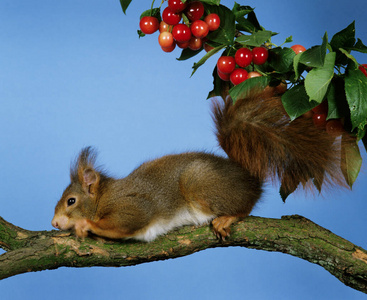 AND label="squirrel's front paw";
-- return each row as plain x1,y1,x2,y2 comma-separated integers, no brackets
74,219,90,238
